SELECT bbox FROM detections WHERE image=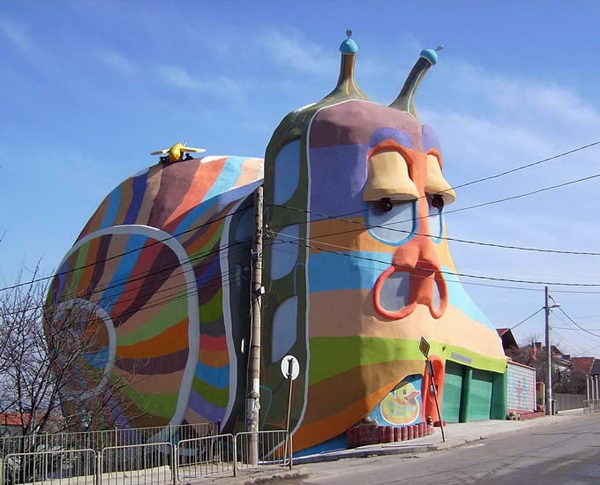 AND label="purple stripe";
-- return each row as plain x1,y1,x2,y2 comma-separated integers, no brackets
115,348,188,374
309,144,368,218
309,101,422,150
123,173,148,224
422,124,441,152
188,391,226,422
